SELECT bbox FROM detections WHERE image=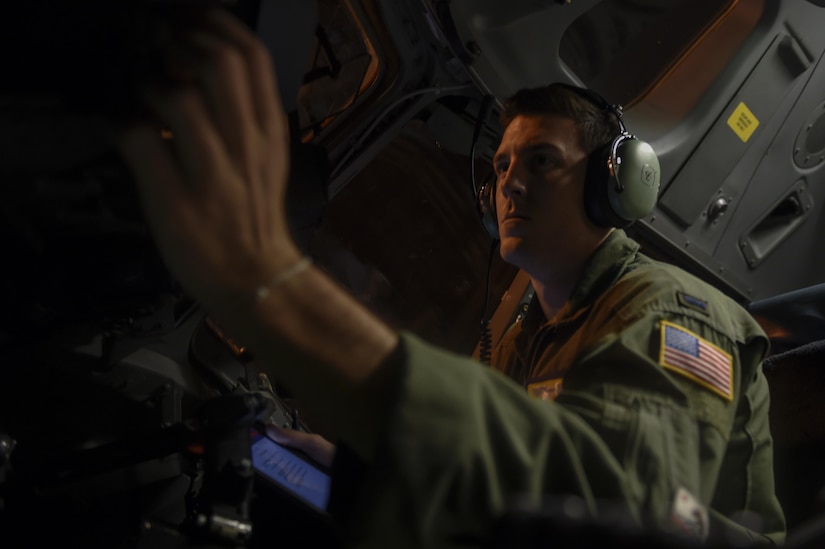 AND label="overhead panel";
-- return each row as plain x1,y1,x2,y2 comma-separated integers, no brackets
641,0,825,302
658,33,811,228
